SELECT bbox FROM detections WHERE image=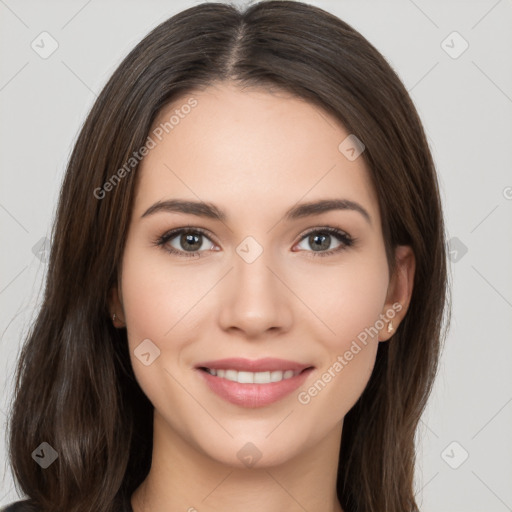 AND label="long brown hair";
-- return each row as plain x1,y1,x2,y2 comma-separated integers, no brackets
6,2,450,511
